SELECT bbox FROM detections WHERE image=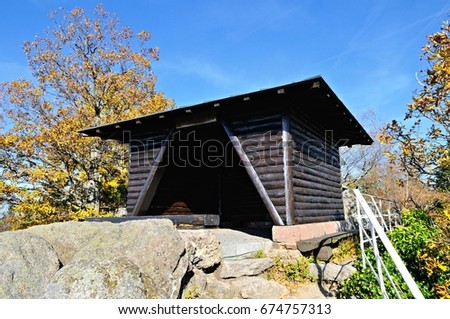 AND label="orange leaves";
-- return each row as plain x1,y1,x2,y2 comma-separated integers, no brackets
1,5,173,229
381,19,450,191
71,8,83,17
137,30,150,42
